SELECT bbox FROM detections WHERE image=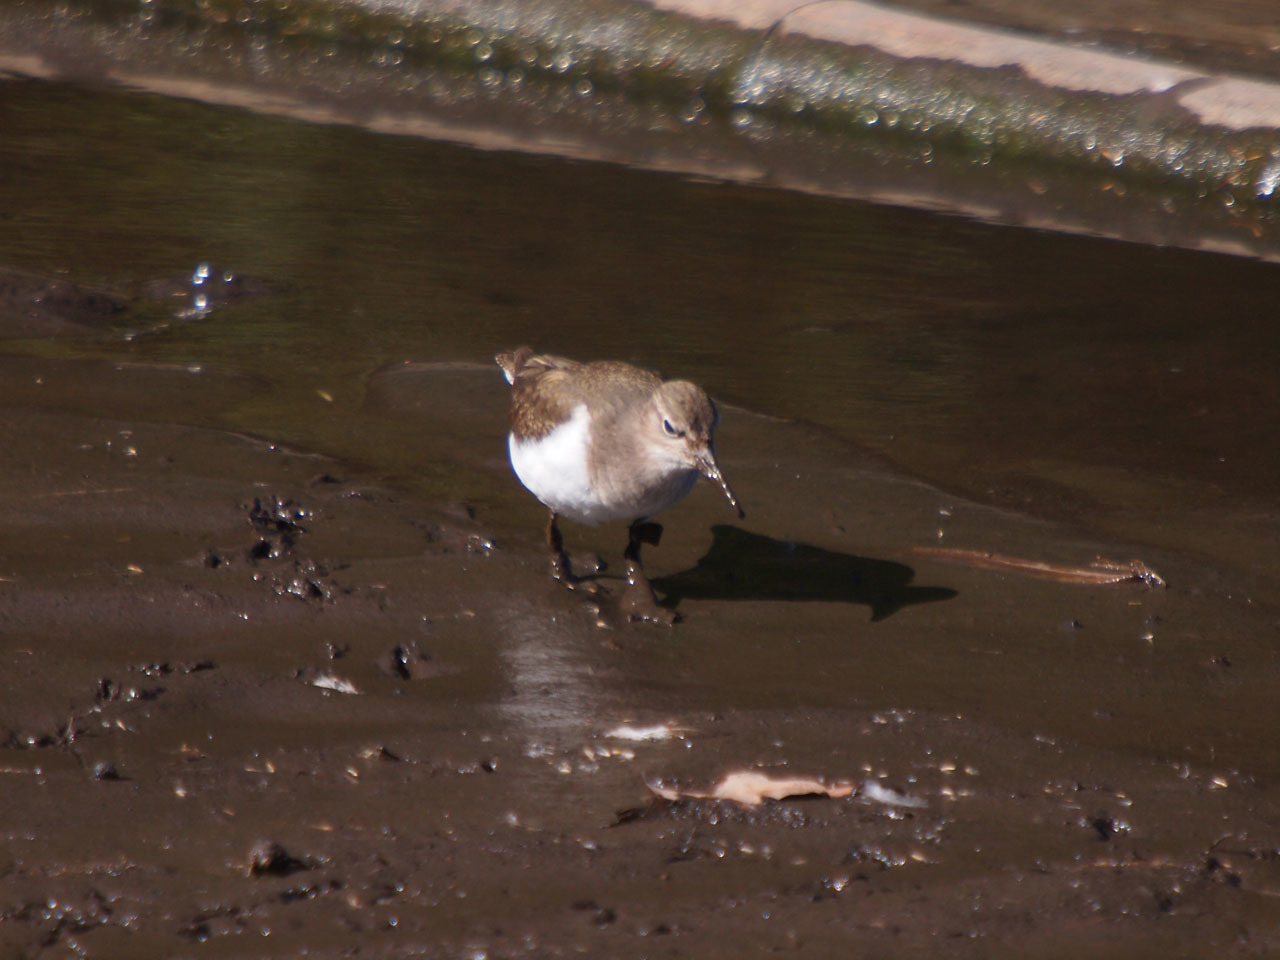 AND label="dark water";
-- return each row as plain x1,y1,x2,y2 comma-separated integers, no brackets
5,76,1278,572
